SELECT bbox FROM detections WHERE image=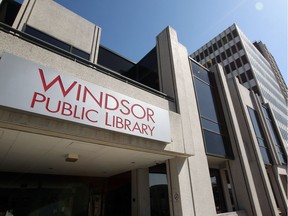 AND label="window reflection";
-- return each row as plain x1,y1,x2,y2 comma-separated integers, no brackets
149,164,170,216
248,107,272,165
191,61,233,158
